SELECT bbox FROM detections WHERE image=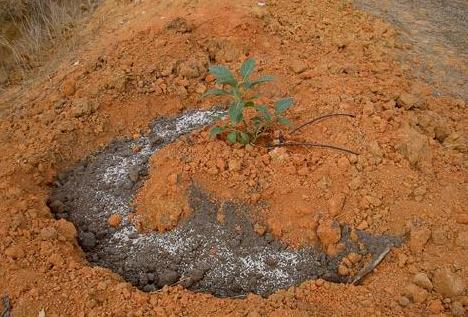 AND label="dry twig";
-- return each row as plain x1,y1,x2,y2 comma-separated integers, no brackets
269,141,359,156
